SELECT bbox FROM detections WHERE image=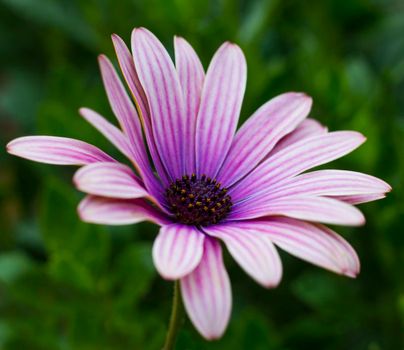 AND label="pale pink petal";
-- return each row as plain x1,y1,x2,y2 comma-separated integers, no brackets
195,42,247,178
333,193,387,204
132,27,186,180
236,170,391,207
79,107,134,160
236,218,360,277
112,33,169,185
270,118,328,155
204,224,282,288
78,195,169,226
73,162,148,199
230,196,365,226
230,131,366,202
7,136,114,165
218,92,312,186
180,237,231,340
174,36,205,173
152,224,205,279
98,55,161,193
